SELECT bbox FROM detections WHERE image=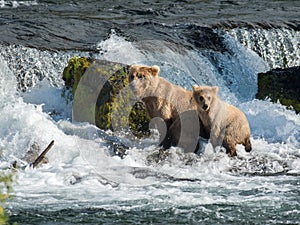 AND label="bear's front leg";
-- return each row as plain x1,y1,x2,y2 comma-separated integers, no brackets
169,111,200,153
159,132,173,149
149,117,173,149
210,125,224,149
